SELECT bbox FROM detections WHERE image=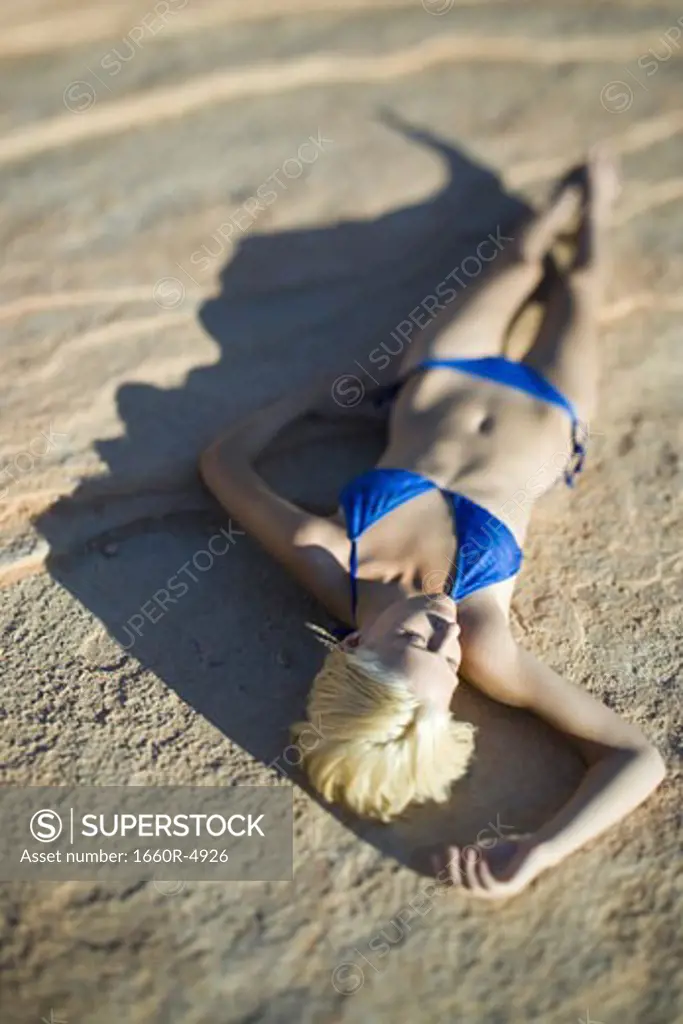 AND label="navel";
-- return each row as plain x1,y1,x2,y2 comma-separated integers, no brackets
478,413,496,435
